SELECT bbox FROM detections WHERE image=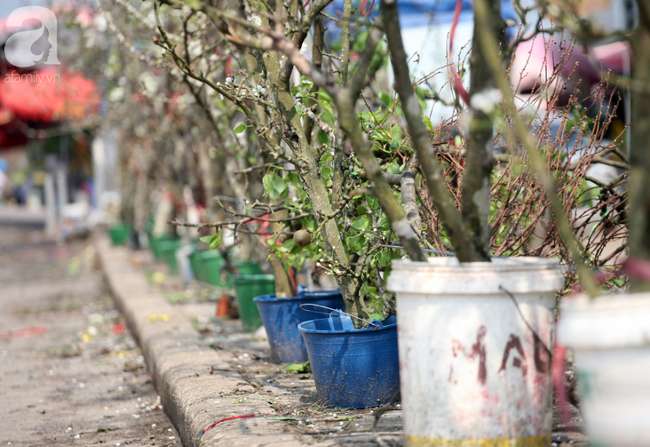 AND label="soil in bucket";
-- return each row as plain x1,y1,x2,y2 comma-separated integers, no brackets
254,290,345,363
298,313,400,409
233,275,275,332
108,223,131,246
159,239,182,275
